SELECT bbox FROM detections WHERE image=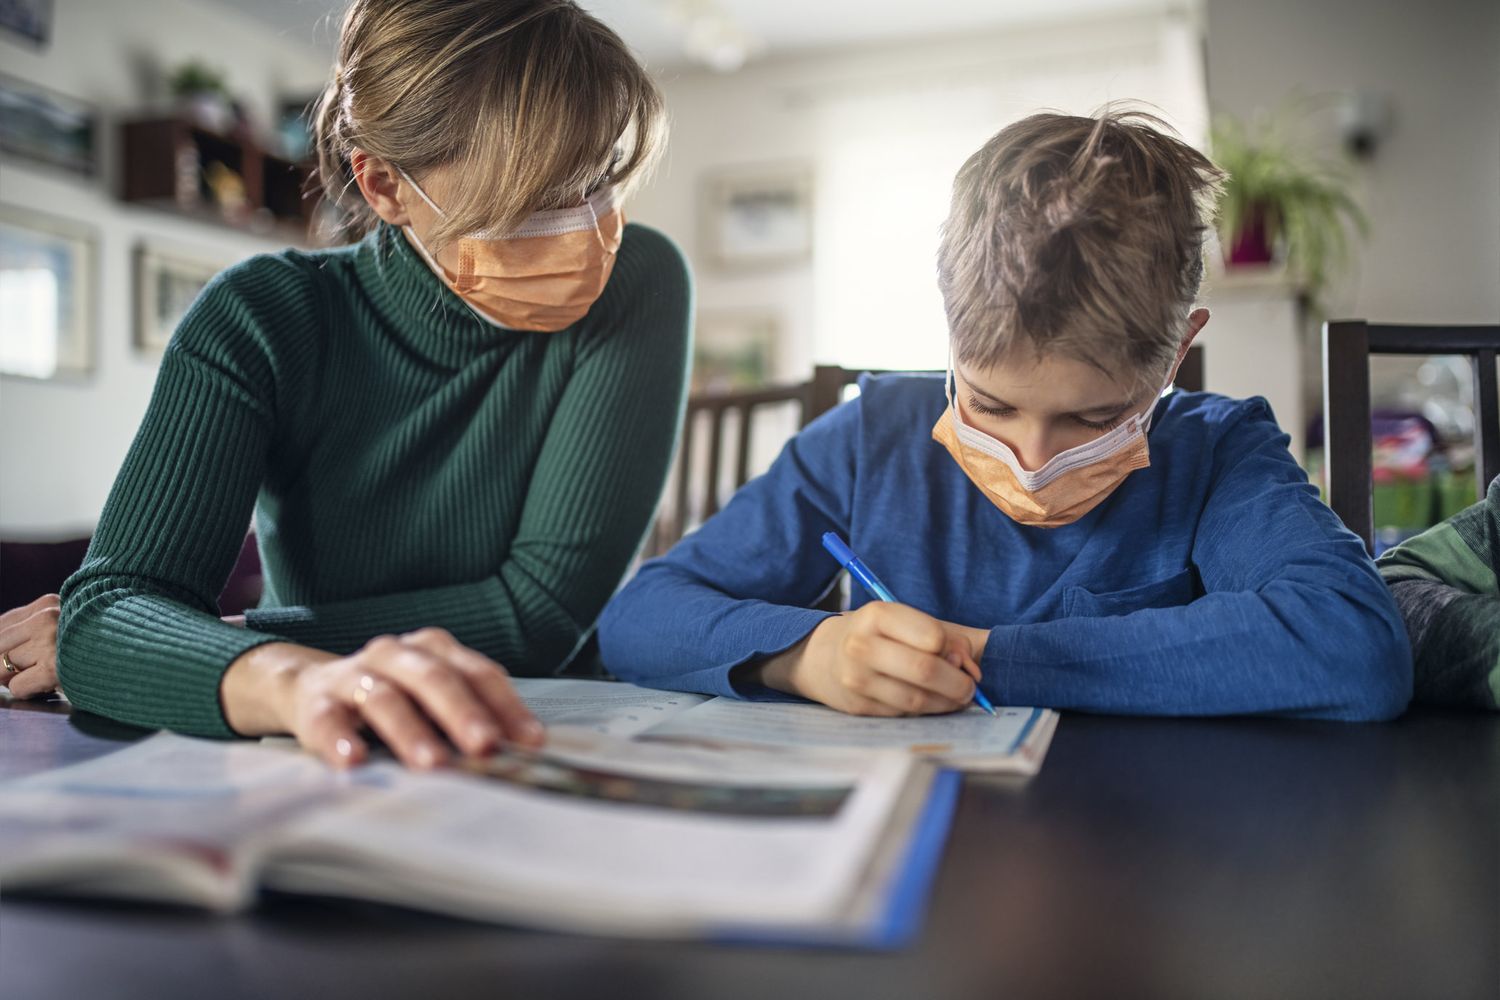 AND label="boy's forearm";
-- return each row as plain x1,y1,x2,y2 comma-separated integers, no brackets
979,589,1411,720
